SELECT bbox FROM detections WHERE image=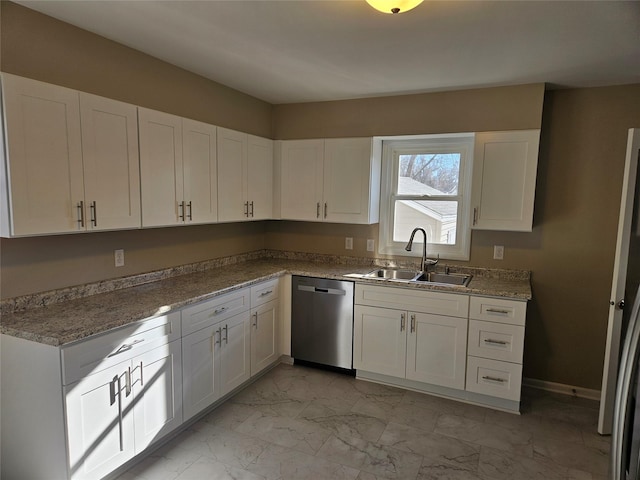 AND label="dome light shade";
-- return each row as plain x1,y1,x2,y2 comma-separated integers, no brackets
365,0,423,14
